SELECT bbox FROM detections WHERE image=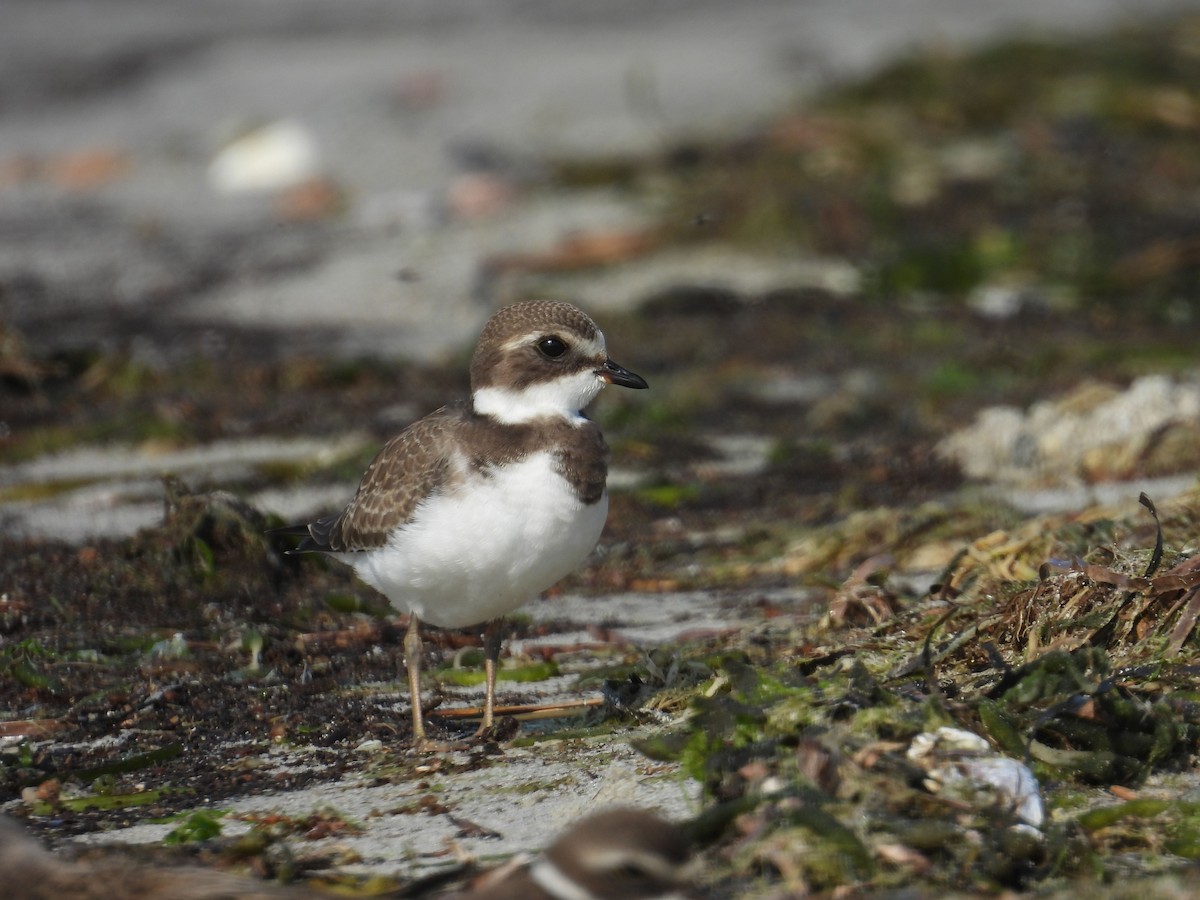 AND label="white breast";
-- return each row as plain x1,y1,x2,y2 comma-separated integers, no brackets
338,451,607,628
